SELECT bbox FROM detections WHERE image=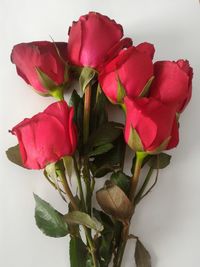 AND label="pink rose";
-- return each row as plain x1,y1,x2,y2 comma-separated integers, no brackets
99,43,154,103
11,41,67,95
11,101,77,169
124,97,179,152
67,12,132,69
149,60,193,113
